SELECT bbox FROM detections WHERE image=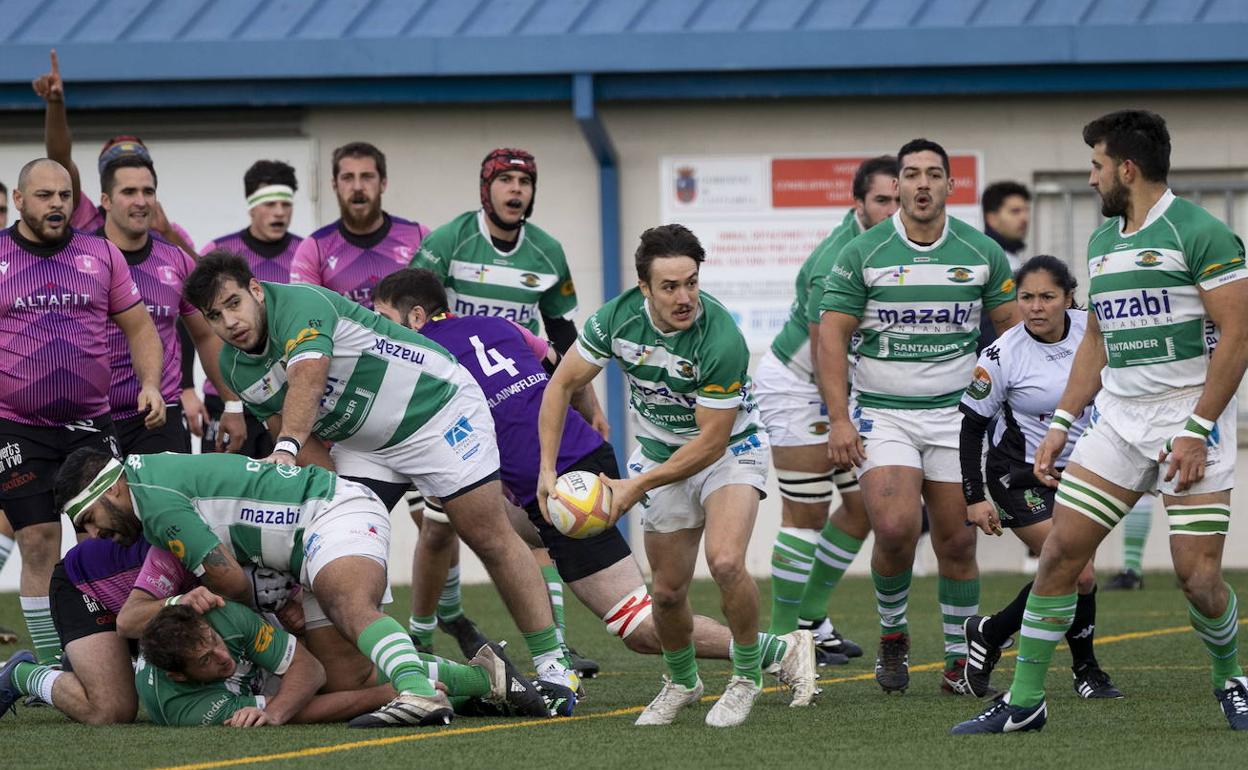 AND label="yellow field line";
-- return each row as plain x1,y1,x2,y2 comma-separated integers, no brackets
152,620,1222,770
